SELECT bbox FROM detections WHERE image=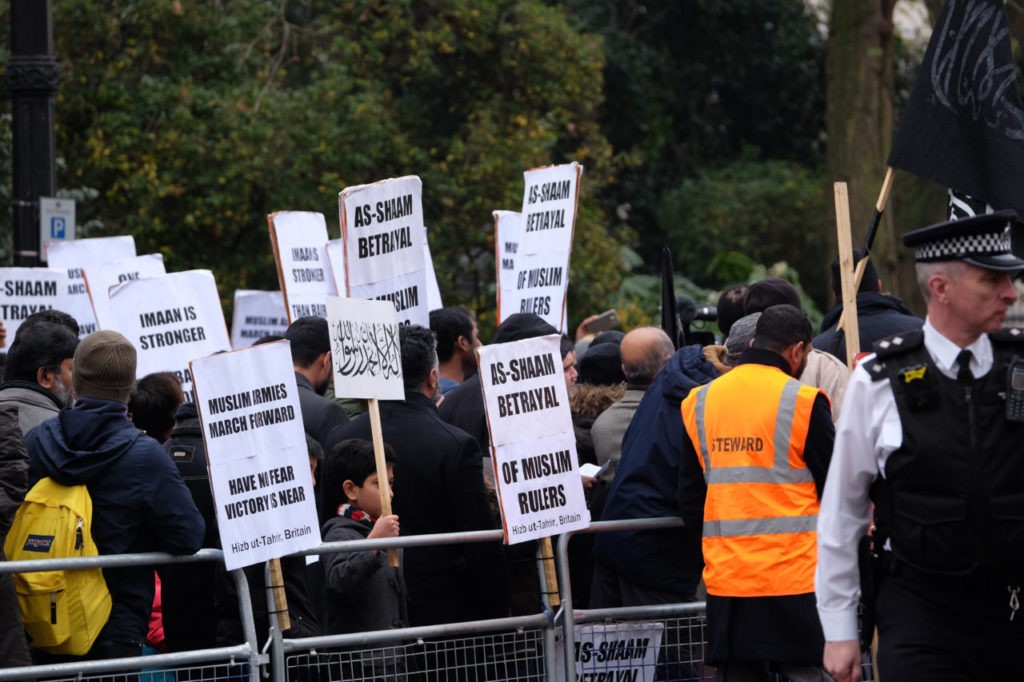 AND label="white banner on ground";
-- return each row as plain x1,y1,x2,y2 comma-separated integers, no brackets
231,290,289,348
518,163,581,256
424,226,443,311
349,269,430,327
499,250,570,329
326,297,404,400
0,268,71,342
268,211,335,322
84,254,167,330
101,270,231,403
477,334,588,543
45,236,137,337
556,622,665,682
339,176,425,288
191,341,320,571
